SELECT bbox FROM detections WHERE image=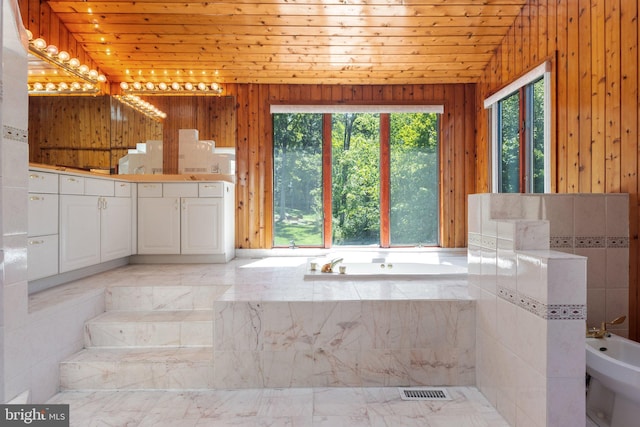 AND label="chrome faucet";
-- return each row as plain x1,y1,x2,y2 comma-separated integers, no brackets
586,315,626,338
